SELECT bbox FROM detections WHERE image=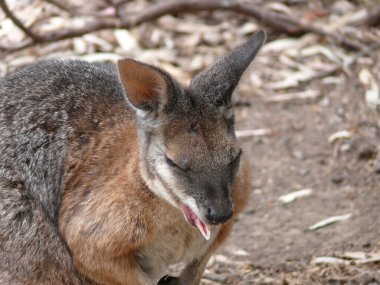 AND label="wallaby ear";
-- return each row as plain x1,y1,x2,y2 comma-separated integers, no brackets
190,31,266,107
118,59,168,112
